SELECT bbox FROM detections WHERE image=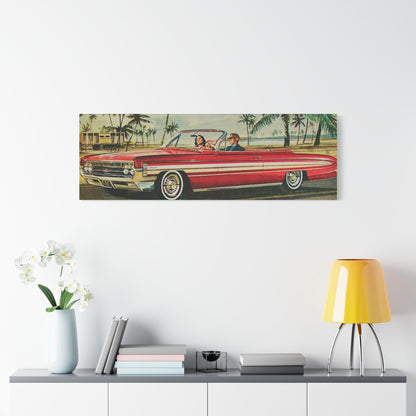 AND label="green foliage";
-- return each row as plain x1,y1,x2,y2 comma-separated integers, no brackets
38,285,78,312
305,114,337,137
38,284,57,307
166,122,179,136
59,289,74,310
251,114,280,134
66,299,80,309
